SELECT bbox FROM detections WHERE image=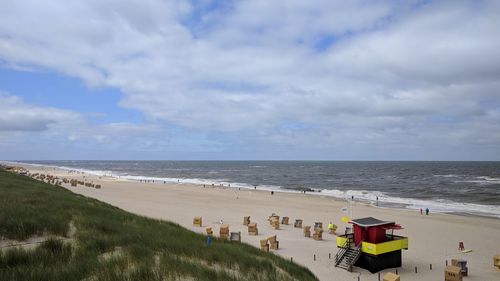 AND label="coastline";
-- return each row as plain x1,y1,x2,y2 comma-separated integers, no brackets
4,160,500,220
8,162,500,281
